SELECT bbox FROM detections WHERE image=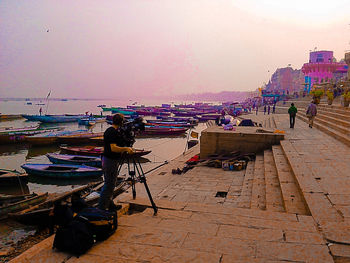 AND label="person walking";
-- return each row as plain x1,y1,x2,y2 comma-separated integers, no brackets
267,105,271,115
306,100,317,128
288,103,297,128
255,106,258,115
272,104,276,114
264,104,267,115
39,107,42,116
